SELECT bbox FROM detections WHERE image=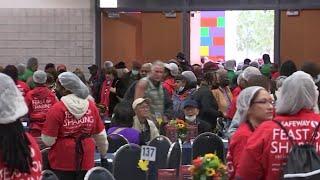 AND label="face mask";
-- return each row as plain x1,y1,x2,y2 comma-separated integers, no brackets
178,86,184,92
185,115,197,122
132,70,139,75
